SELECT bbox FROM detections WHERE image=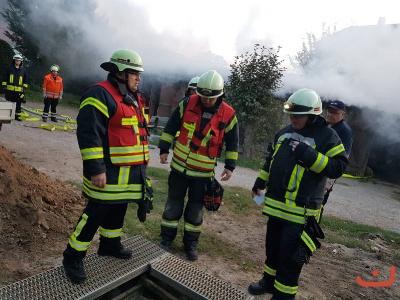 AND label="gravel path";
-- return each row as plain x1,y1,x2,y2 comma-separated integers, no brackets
1,101,399,234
